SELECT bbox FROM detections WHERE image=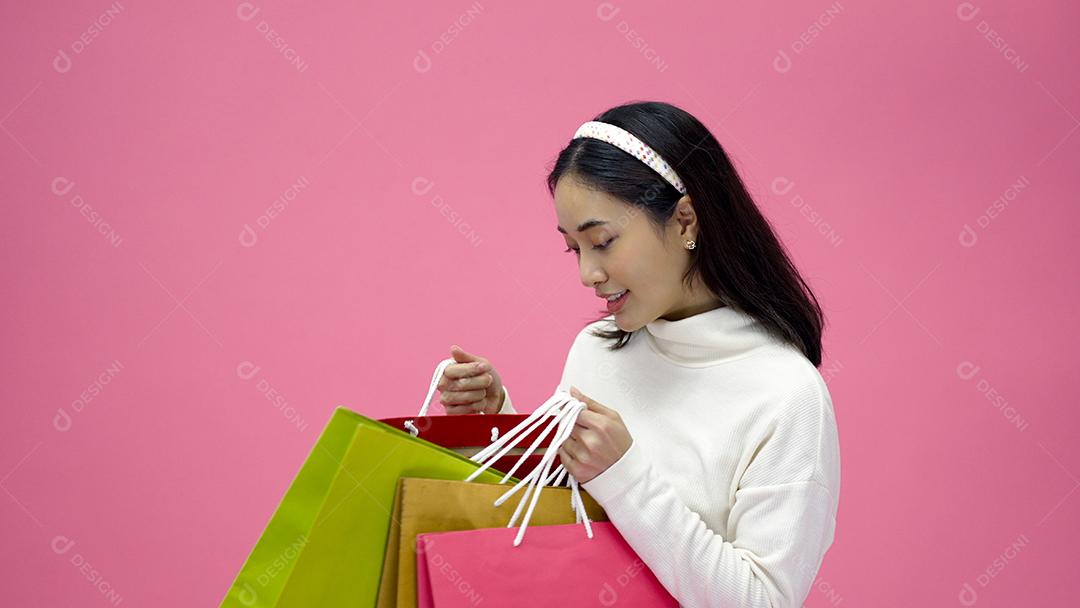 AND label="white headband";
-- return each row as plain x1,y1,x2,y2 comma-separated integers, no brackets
572,120,686,194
